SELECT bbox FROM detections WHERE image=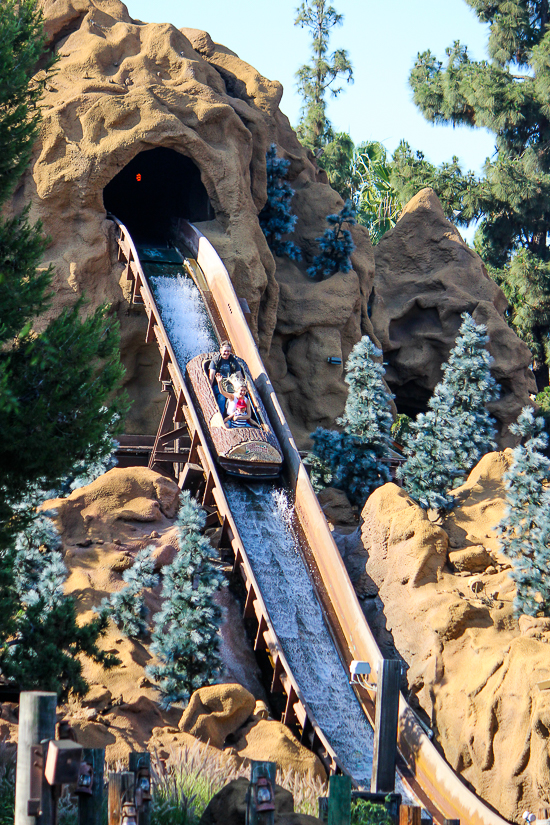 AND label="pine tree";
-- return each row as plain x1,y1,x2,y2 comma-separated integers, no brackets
407,2,550,374
148,493,225,709
308,200,356,280
294,0,353,154
337,336,394,448
308,336,393,506
399,314,499,511
258,144,301,260
497,407,550,616
100,548,159,638
0,506,118,699
0,0,128,697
